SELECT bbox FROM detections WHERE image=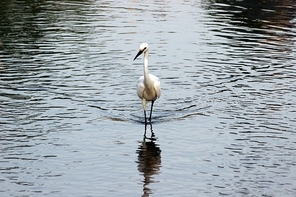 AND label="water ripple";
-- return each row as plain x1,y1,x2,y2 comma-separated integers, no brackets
1,0,296,196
